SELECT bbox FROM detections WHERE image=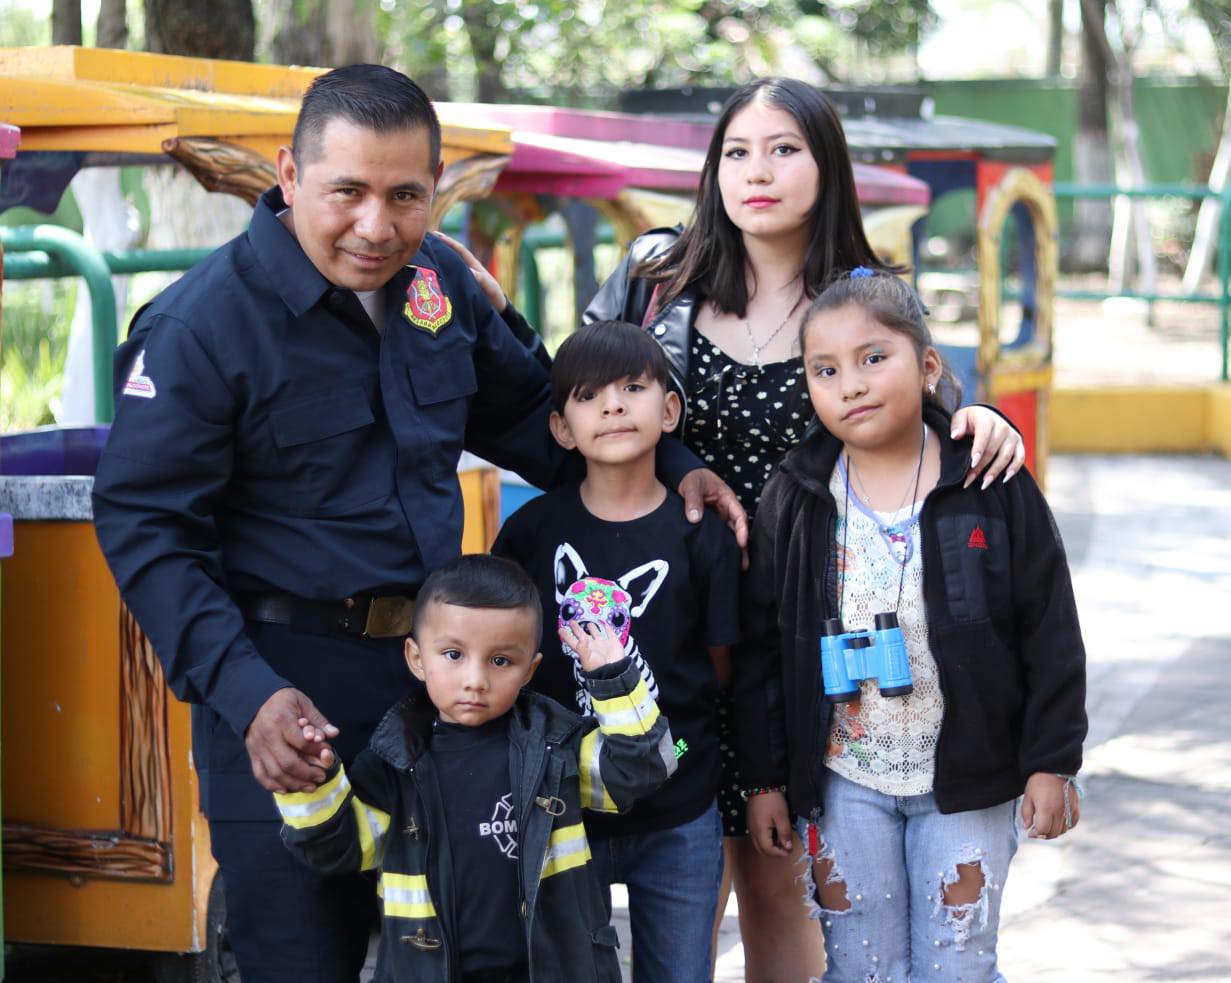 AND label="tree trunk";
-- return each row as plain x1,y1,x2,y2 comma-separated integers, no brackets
52,0,82,45
146,0,255,61
1094,1,1155,297
460,3,506,103
325,0,378,66
1047,0,1064,77
58,168,139,425
96,0,128,49
1183,13,1231,292
1073,0,1113,271
266,0,327,67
